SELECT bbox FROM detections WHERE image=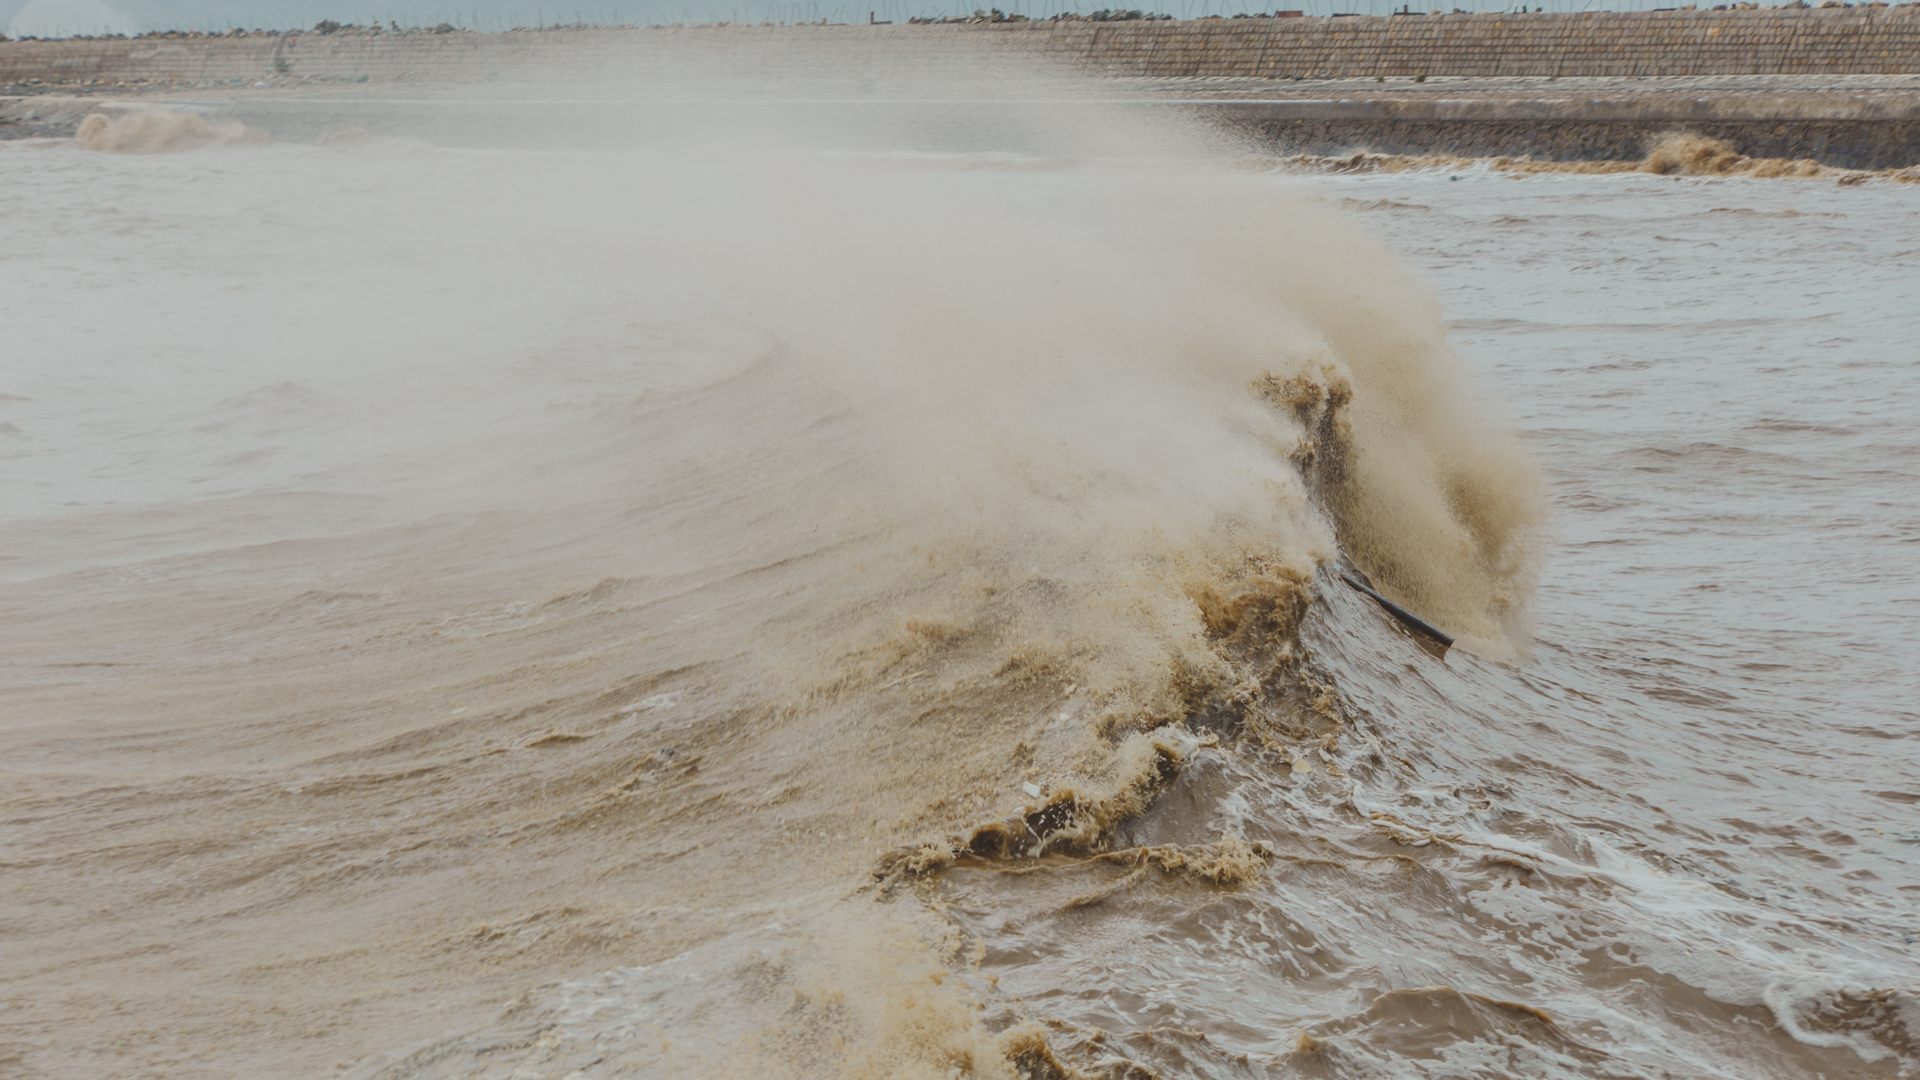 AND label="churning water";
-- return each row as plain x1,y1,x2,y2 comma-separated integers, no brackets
2,85,1916,1080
